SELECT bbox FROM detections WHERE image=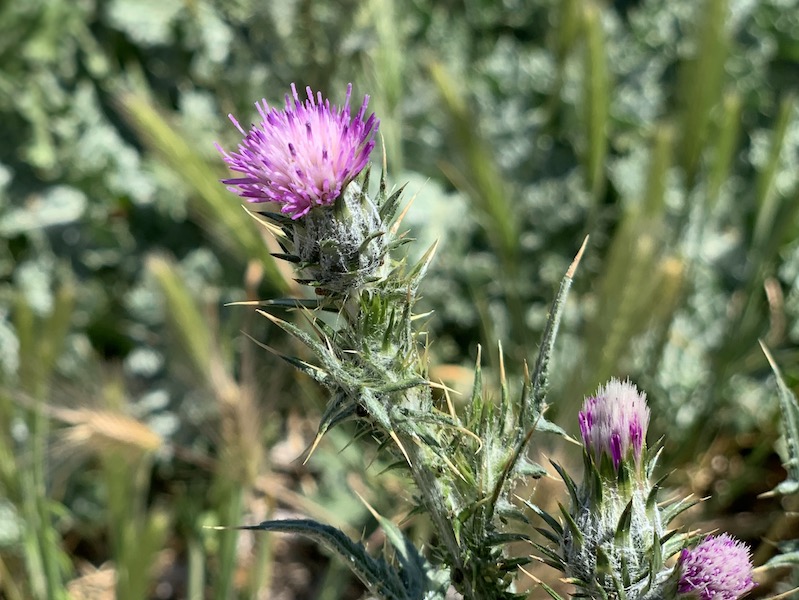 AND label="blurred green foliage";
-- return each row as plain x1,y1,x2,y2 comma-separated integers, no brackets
1,0,798,597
